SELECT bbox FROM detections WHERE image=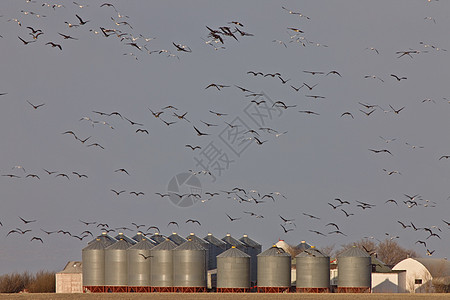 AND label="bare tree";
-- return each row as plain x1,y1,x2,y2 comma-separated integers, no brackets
377,239,419,266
